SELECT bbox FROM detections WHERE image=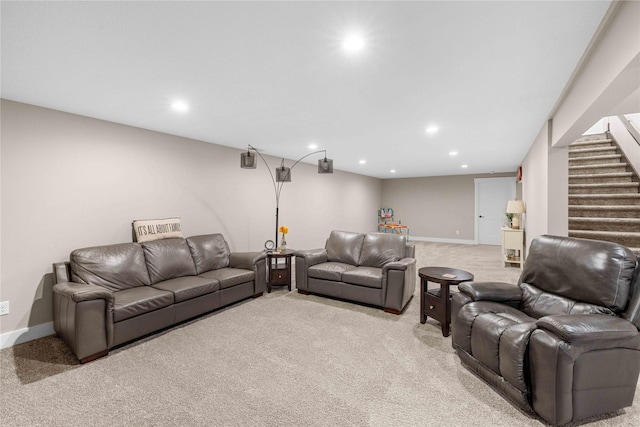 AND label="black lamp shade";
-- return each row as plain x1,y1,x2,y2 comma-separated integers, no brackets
318,157,334,174
275,166,291,182
241,151,257,168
